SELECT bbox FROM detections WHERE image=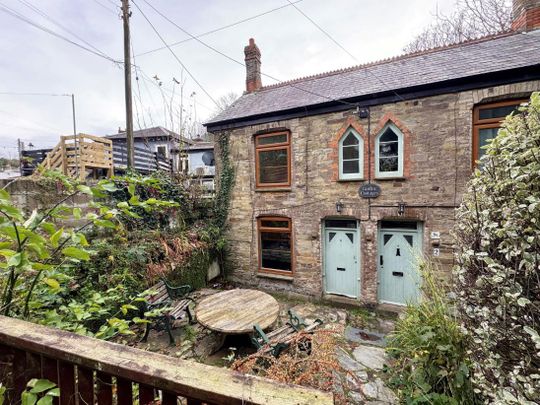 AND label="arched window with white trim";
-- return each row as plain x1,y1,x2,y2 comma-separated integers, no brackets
375,123,403,178
338,127,364,180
